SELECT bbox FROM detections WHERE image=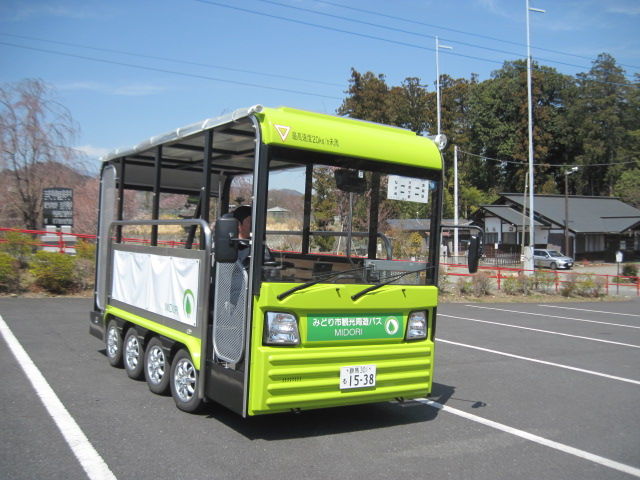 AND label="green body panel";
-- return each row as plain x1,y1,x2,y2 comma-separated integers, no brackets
256,106,442,170
105,305,202,370
247,282,438,415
